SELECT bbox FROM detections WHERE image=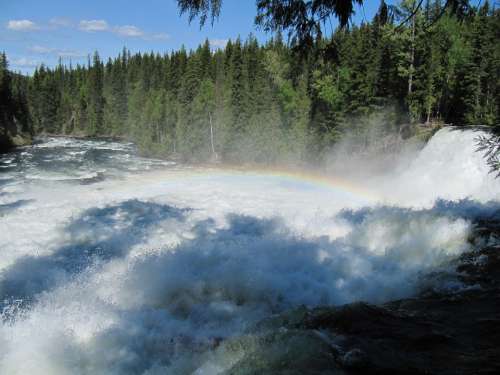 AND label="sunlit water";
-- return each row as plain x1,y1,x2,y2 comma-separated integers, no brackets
0,130,498,374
